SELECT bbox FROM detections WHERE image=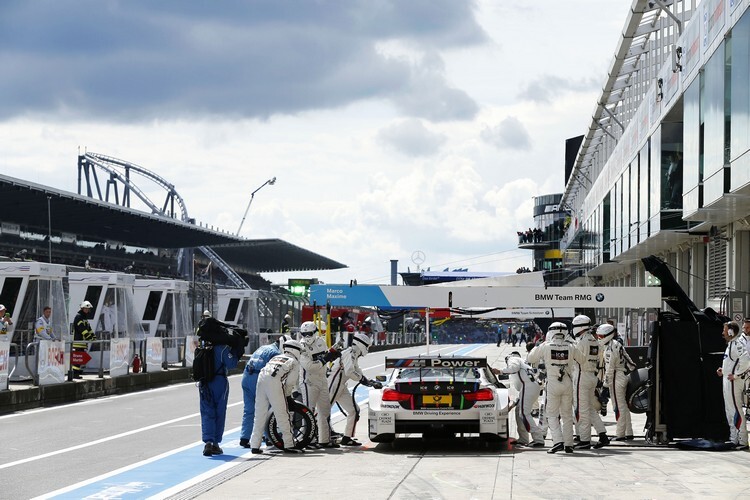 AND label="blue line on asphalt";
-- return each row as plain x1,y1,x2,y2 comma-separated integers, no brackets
41,344,485,499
